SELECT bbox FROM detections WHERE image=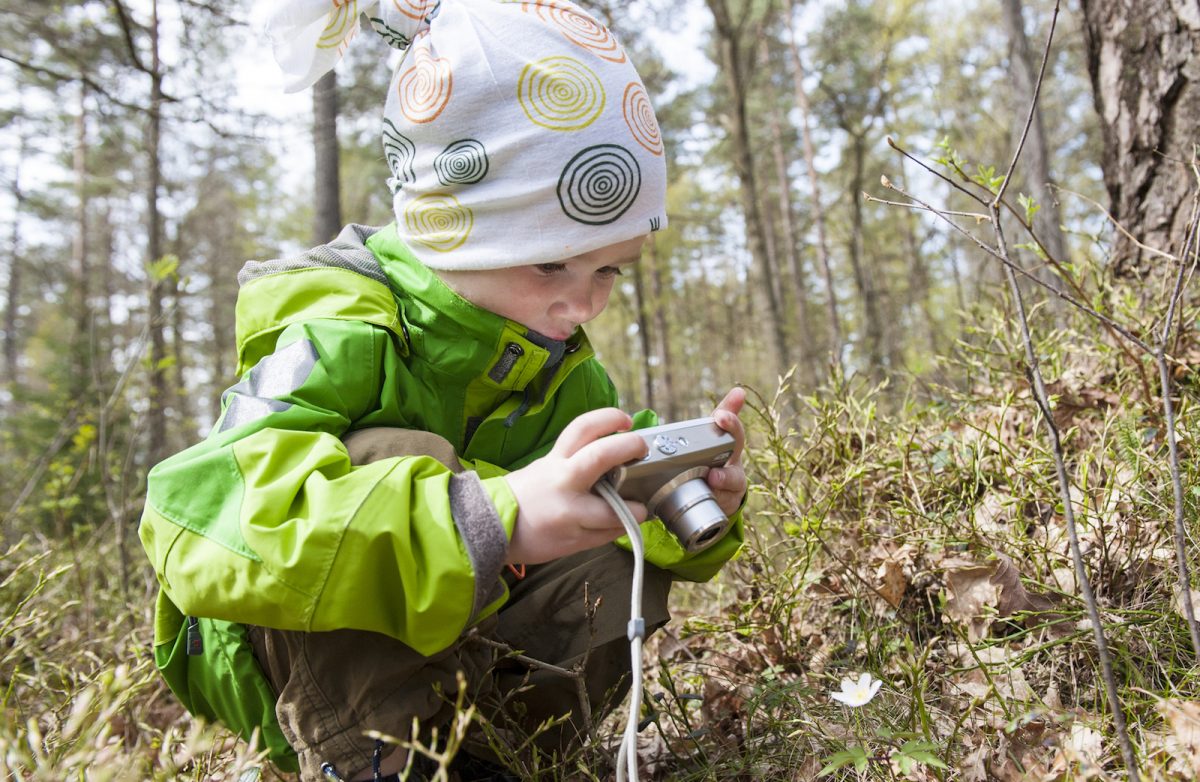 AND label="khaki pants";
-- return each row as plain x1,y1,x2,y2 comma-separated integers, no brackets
248,428,673,781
